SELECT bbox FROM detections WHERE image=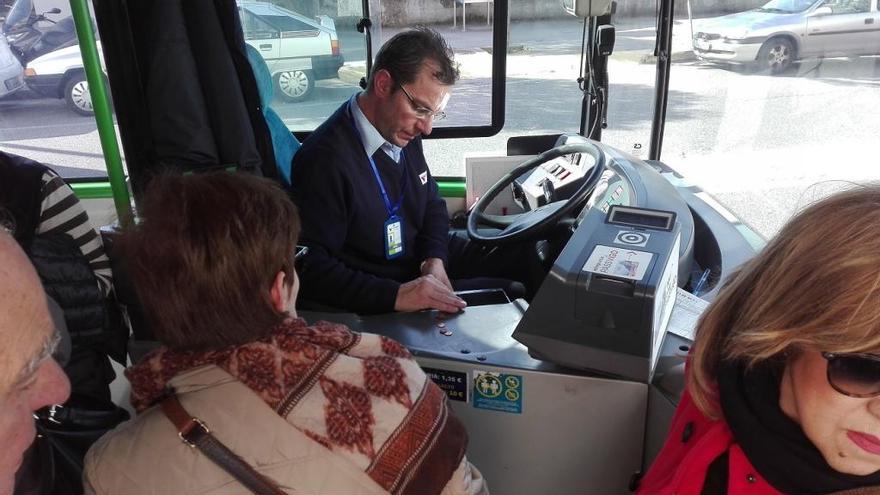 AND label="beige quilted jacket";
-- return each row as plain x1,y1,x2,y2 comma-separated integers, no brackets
83,365,487,495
